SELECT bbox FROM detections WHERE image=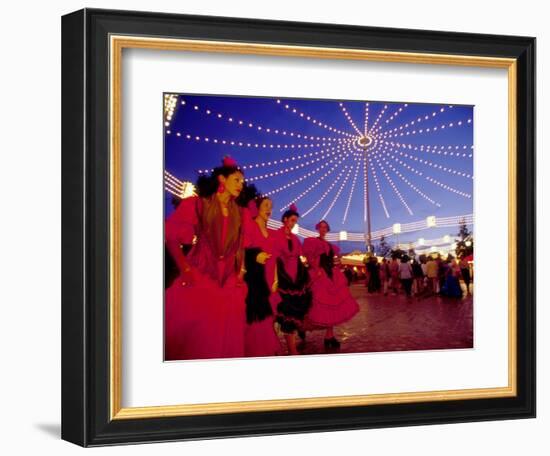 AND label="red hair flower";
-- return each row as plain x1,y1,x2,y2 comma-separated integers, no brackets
222,155,238,167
